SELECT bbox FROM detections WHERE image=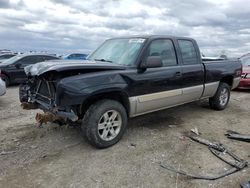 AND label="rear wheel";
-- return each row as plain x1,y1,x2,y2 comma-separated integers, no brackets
209,82,230,110
81,99,128,148
1,74,10,86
